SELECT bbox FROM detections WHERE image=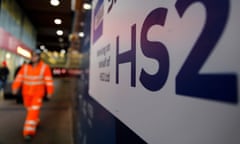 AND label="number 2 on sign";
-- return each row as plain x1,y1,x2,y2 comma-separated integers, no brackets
175,0,237,103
